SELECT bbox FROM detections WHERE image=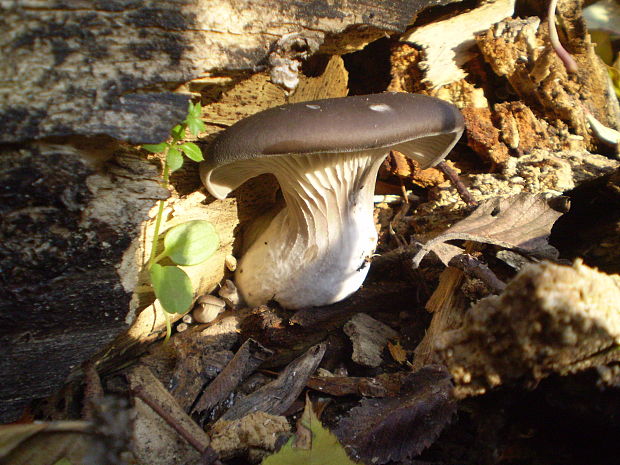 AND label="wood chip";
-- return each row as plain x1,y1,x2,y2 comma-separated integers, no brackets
344,313,399,367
